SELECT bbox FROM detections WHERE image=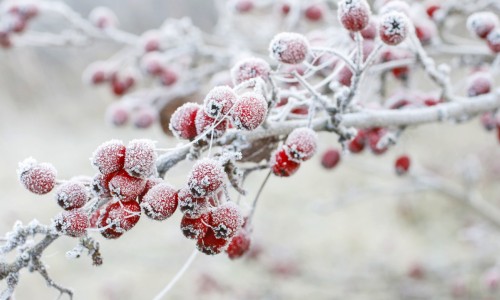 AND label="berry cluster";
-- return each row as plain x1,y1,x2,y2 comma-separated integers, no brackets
0,1,39,48
467,12,500,53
